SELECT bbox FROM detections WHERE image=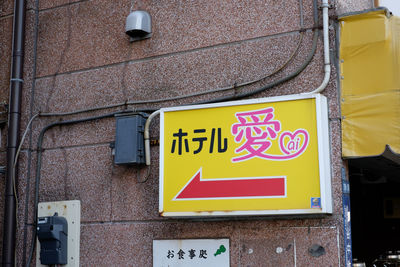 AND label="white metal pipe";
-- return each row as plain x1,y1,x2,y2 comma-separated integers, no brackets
144,109,160,165
307,0,331,94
